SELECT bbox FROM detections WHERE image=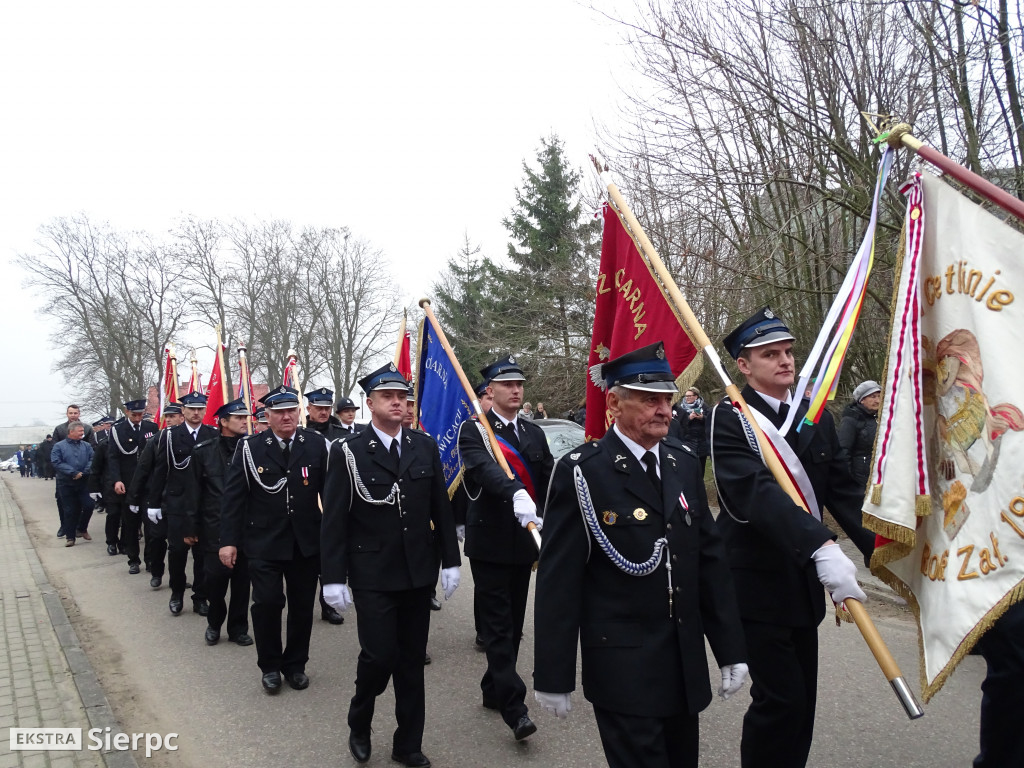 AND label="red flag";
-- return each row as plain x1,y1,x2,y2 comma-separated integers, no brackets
158,348,179,430
282,354,299,388
202,343,230,426
584,203,701,439
396,331,412,381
